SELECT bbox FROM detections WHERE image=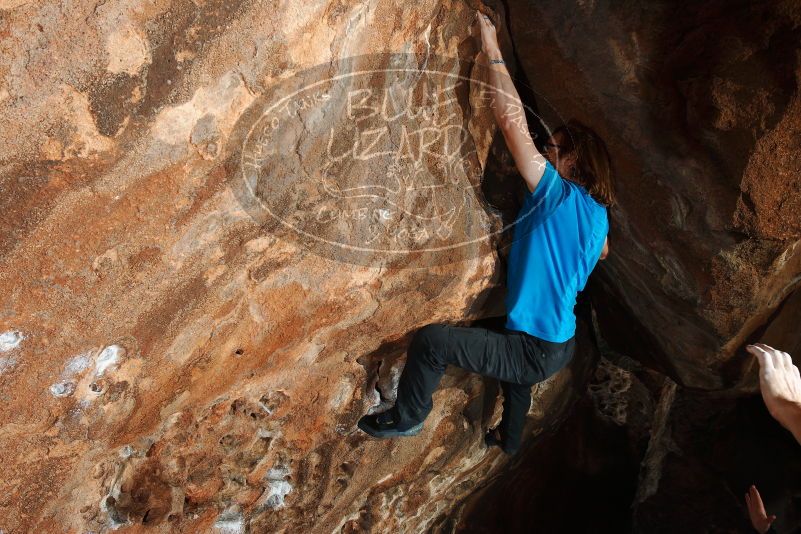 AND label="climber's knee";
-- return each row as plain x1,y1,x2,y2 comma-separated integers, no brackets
409,323,450,363
414,323,449,348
